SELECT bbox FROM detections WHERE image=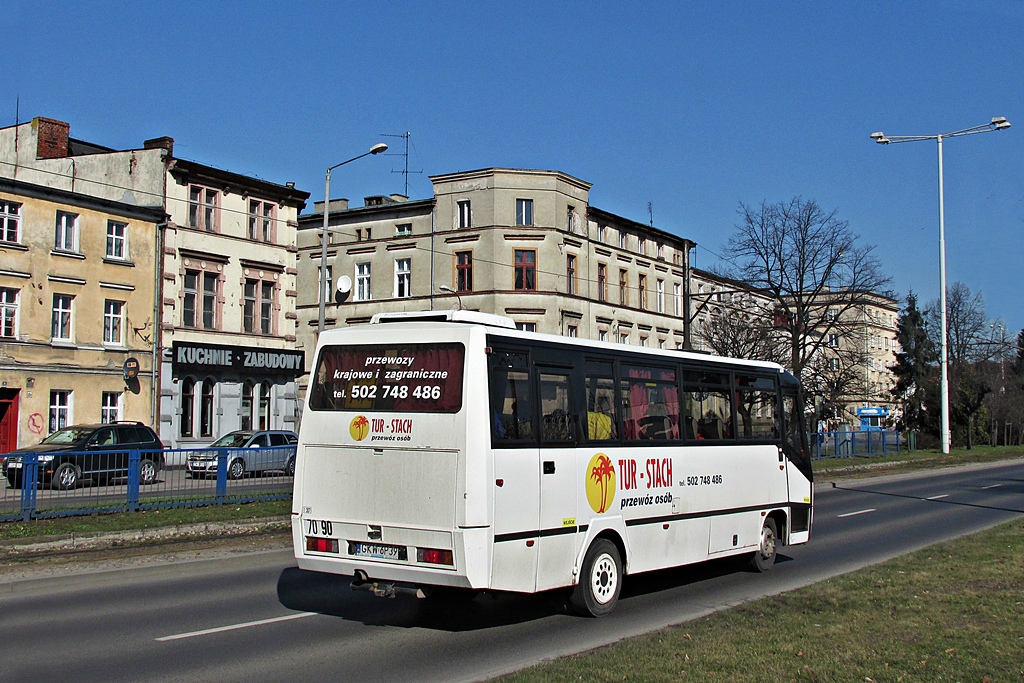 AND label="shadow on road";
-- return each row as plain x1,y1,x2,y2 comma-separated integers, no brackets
276,552,793,632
